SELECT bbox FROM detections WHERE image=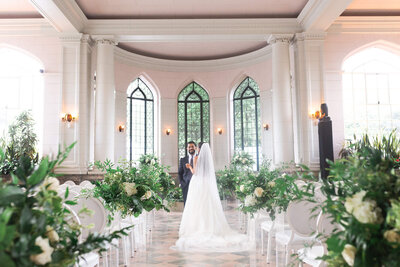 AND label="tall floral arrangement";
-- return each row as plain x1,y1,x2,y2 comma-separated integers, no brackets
315,145,400,266
0,143,128,267
92,154,177,219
